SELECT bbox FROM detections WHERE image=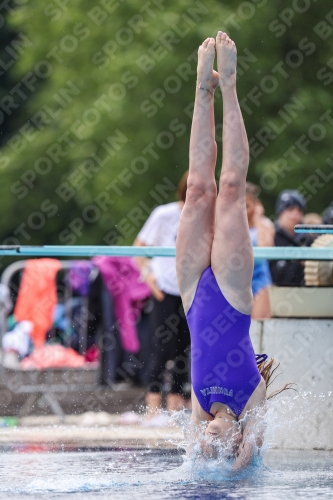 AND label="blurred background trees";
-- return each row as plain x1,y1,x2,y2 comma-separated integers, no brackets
0,0,332,248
